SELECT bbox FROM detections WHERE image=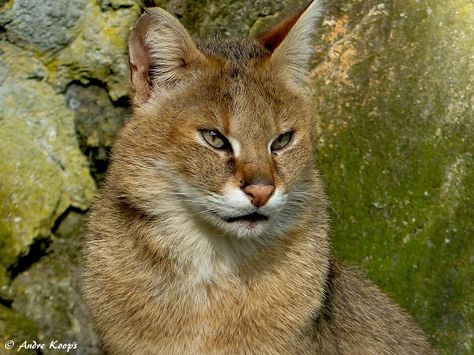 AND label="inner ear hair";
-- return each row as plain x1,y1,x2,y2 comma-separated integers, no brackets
258,0,324,86
128,7,204,106
256,1,313,52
